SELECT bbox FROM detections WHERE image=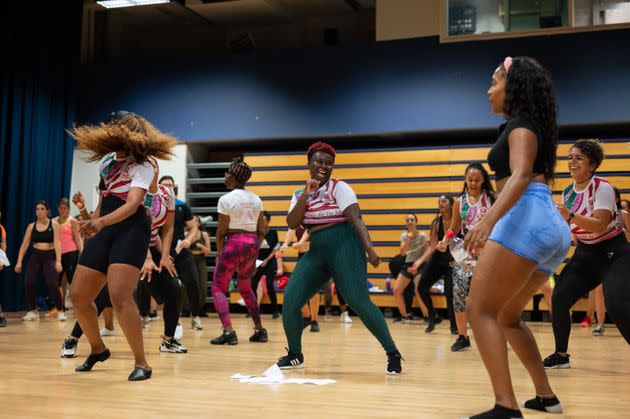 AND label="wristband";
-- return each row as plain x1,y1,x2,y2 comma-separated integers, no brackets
567,212,575,223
